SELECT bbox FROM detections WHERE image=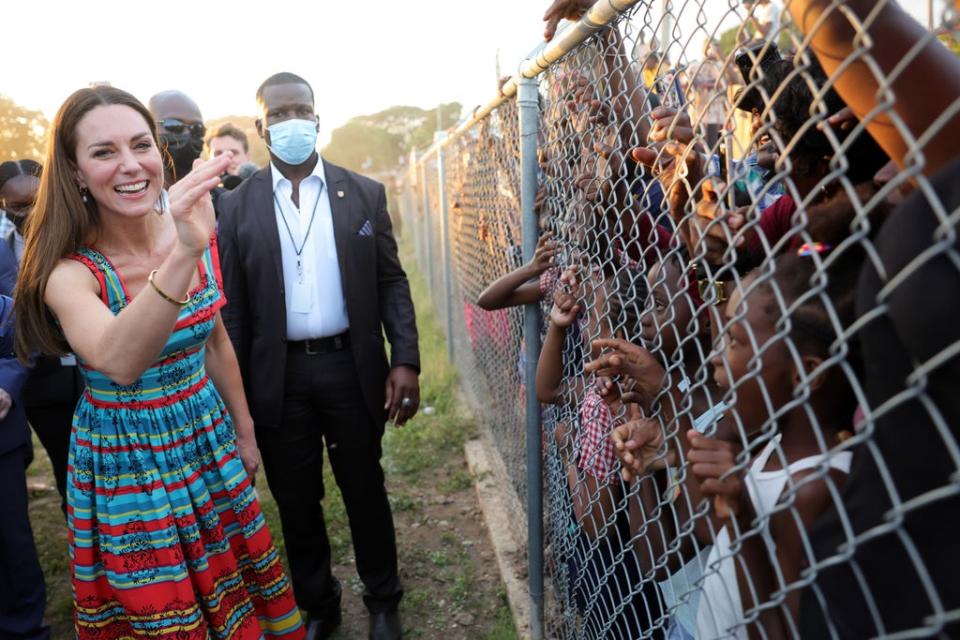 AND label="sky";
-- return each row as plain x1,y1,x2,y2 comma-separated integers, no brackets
2,0,943,146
